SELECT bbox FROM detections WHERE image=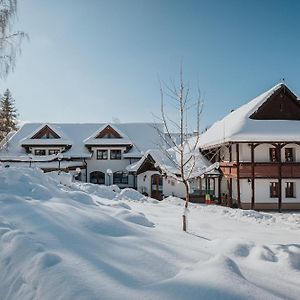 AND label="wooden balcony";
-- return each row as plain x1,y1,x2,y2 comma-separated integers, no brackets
237,162,300,178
